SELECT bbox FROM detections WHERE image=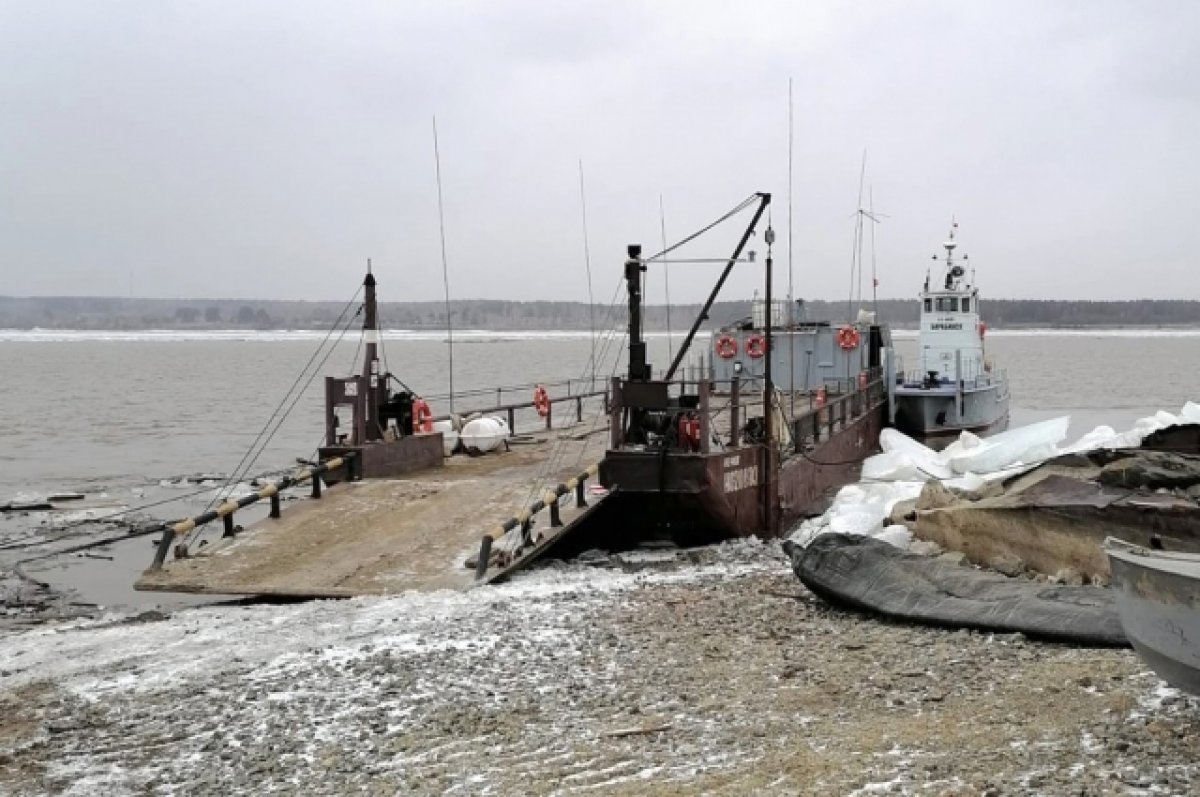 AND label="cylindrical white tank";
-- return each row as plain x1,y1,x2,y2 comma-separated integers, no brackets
460,416,510,454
